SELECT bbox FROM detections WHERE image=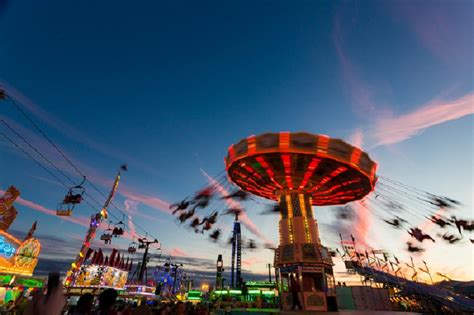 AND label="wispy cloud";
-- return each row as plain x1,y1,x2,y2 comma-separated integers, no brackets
120,188,170,214
348,128,364,148
371,93,474,148
0,188,90,227
389,2,472,65
351,201,372,249
169,247,190,257
242,256,266,269
127,214,136,238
